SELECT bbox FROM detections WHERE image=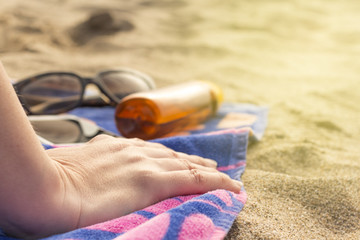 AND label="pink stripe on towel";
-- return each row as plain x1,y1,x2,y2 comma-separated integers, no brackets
178,213,216,240
86,213,149,233
114,213,171,240
217,161,246,172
